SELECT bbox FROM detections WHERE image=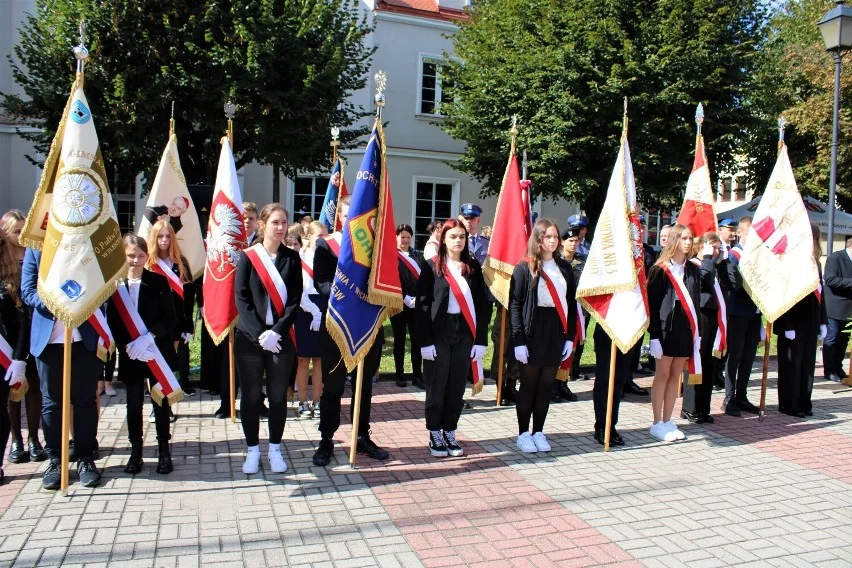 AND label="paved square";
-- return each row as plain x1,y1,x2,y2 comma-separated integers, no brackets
1,357,851,567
